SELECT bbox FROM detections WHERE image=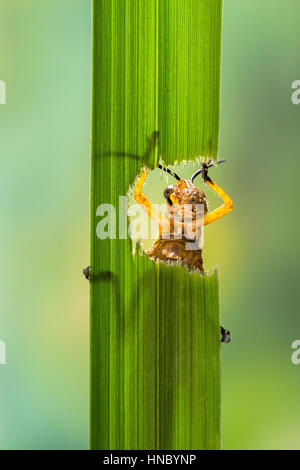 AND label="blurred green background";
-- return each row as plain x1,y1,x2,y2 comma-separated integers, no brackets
0,0,299,450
